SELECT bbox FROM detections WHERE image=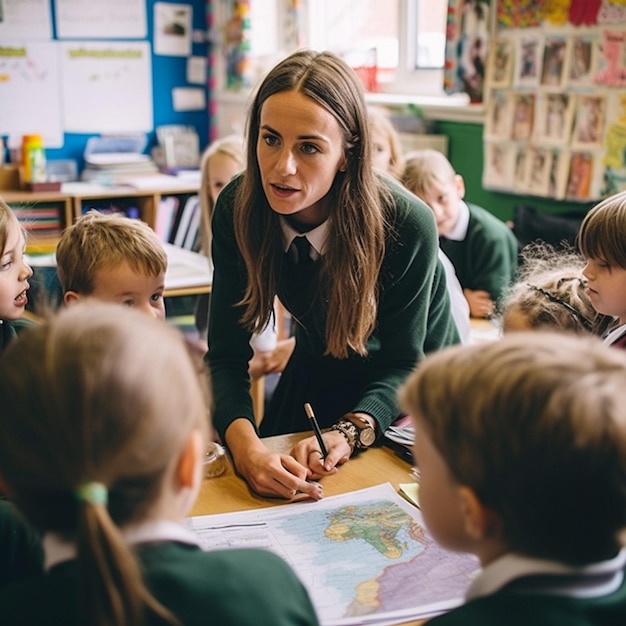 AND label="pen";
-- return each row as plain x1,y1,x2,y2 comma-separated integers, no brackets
304,403,328,459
